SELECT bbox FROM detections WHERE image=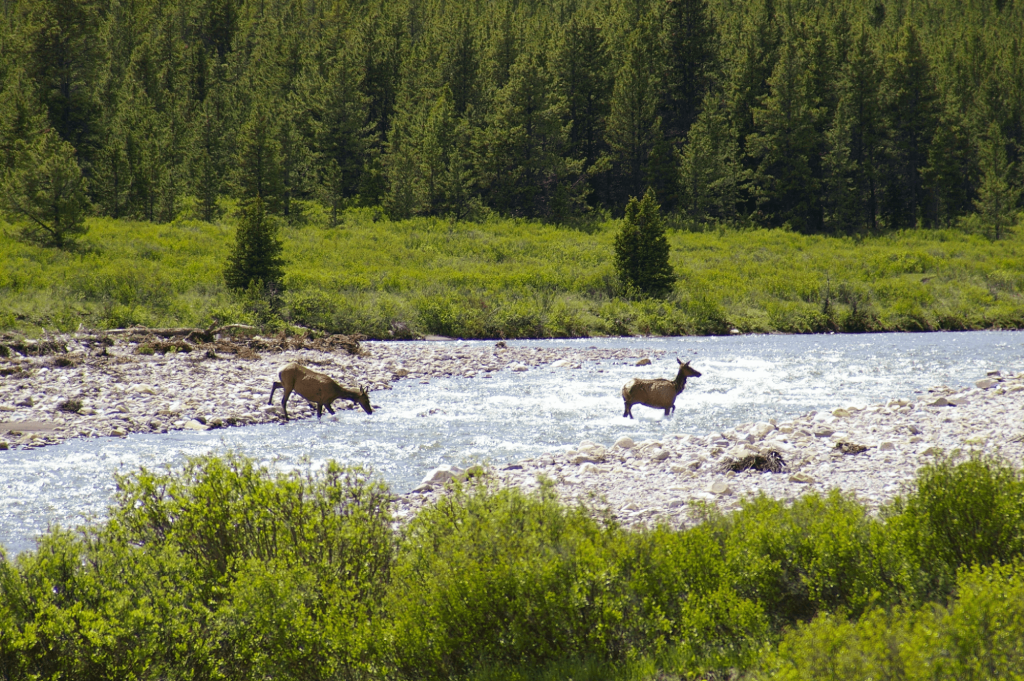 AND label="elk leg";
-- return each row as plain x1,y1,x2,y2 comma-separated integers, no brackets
269,381,283,405
316,403,323,418
324,403,336,415
281,388,292,420
624,402,633,418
